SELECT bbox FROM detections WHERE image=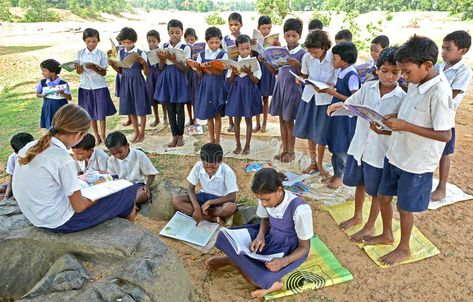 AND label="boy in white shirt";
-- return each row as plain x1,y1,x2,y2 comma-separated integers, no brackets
431,30,472,201
364,36,455,265
172,143,238,225
71,133,109,175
